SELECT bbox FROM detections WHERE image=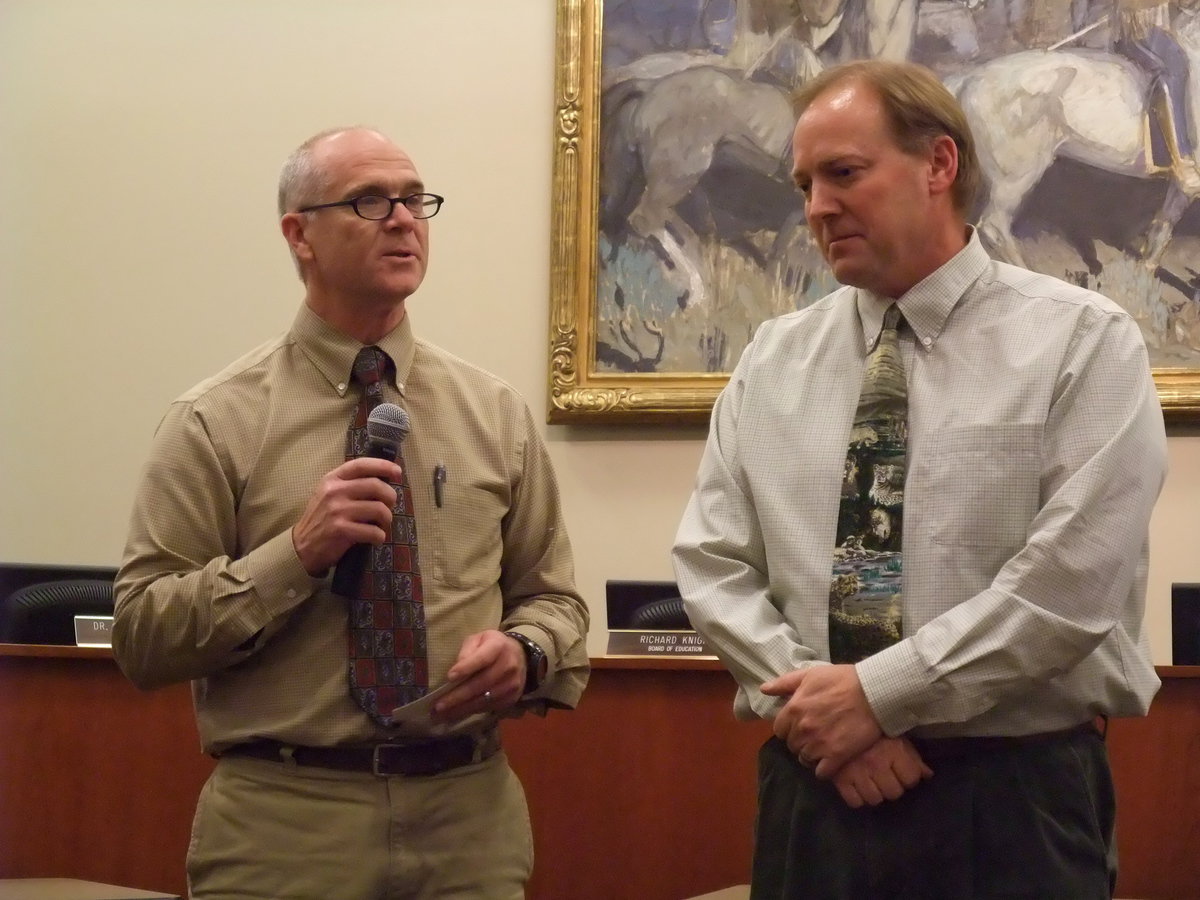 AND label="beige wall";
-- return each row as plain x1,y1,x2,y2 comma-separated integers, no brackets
1,0,1195,662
